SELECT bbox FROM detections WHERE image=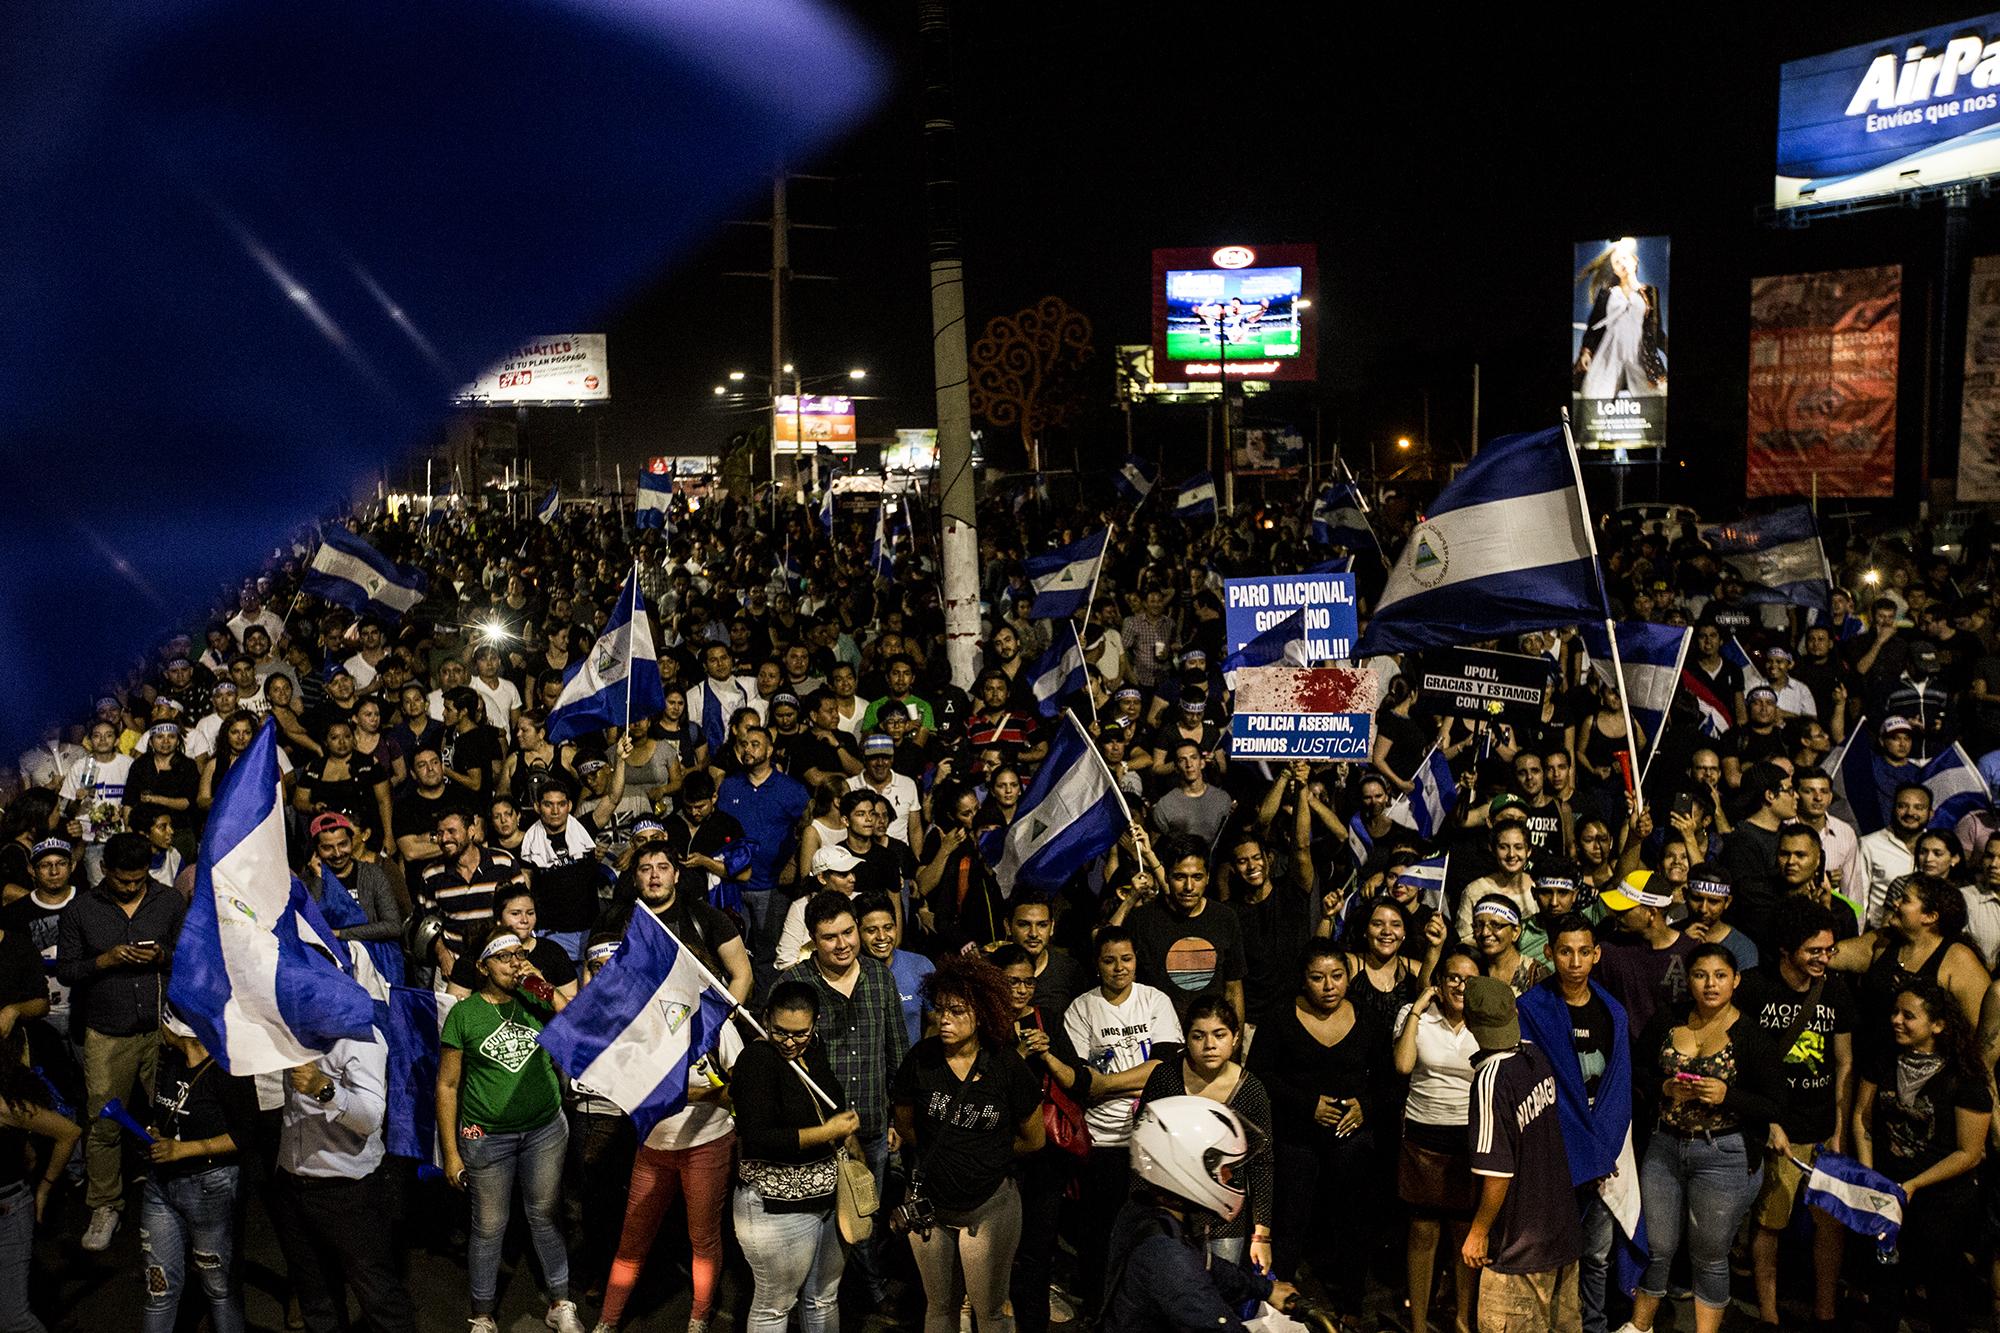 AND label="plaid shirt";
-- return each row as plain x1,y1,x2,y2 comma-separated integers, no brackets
782,953,910,1140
